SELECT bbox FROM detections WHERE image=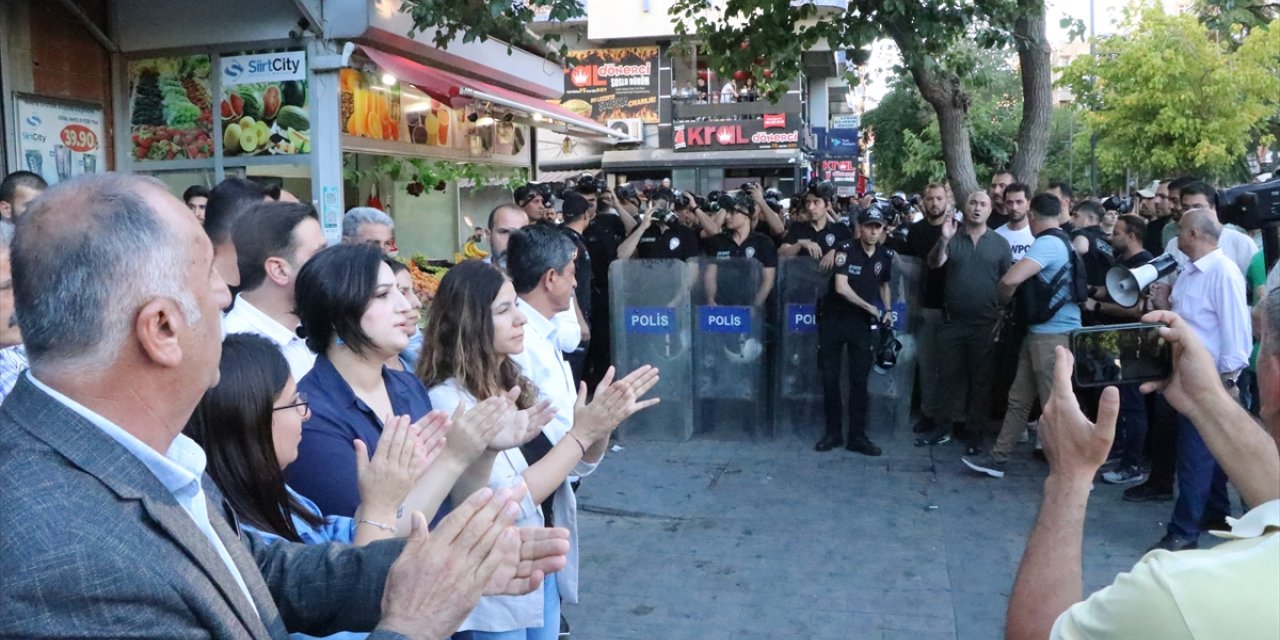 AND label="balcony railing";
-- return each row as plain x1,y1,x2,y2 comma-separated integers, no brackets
672,92,804,122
